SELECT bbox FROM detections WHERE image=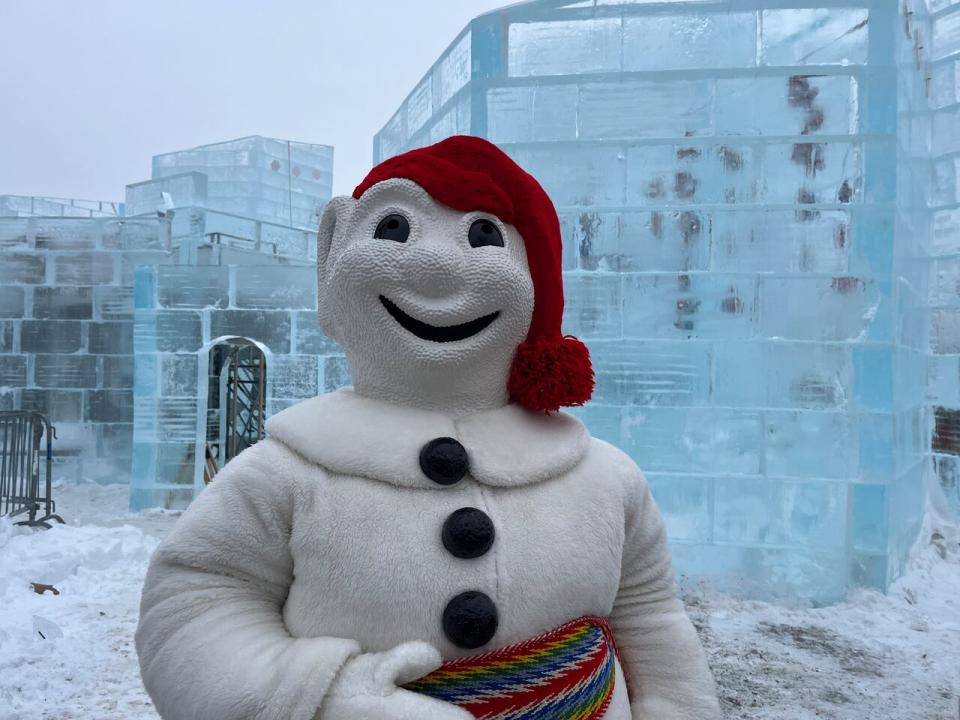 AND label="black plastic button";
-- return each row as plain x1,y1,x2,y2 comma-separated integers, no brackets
419,437,469,485
442,591,498,649
442,507,495,559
